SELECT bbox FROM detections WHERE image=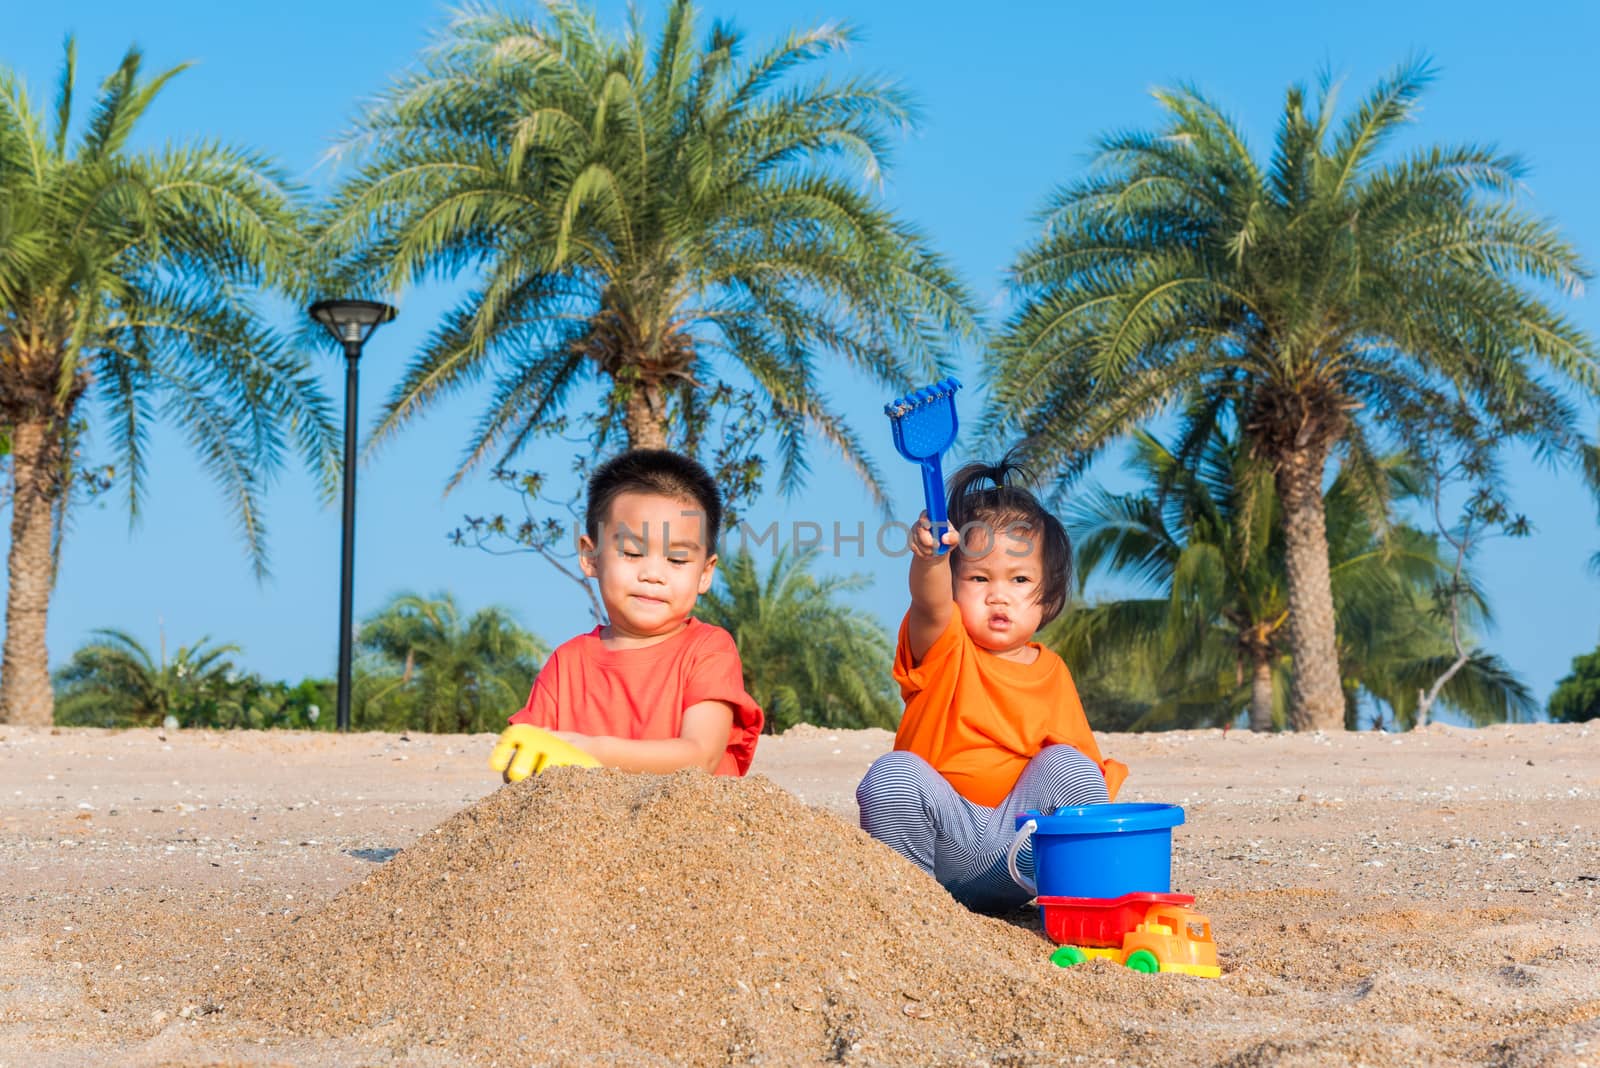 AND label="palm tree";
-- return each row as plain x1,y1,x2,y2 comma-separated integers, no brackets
1053,427,1532,730
993,60,1597,730
1061,428,1287,731
316,0,976,498
694,548,898,732
1043,619,1178,734
53,629,243,727
0,42,335,726
356,592,548,733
